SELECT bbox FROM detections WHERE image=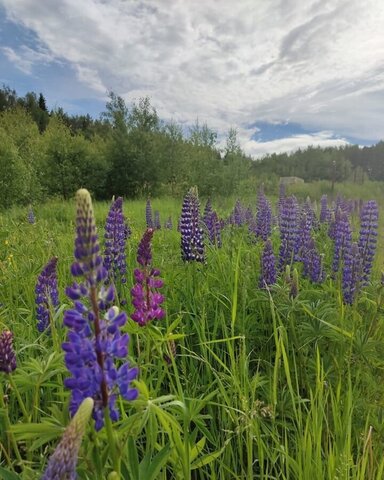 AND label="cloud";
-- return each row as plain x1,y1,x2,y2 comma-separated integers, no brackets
1,0,384,154
243,131,350,158
1,44,57,74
